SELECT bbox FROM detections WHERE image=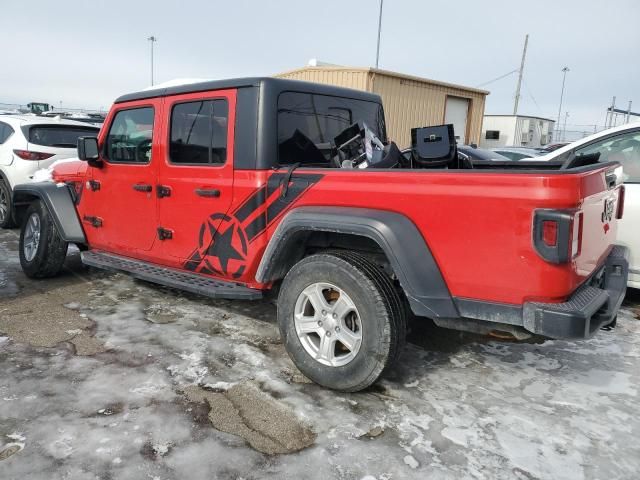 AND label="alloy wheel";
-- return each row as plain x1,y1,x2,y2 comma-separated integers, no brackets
0,187,8,223
23,213,41,262
293,282,363,367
